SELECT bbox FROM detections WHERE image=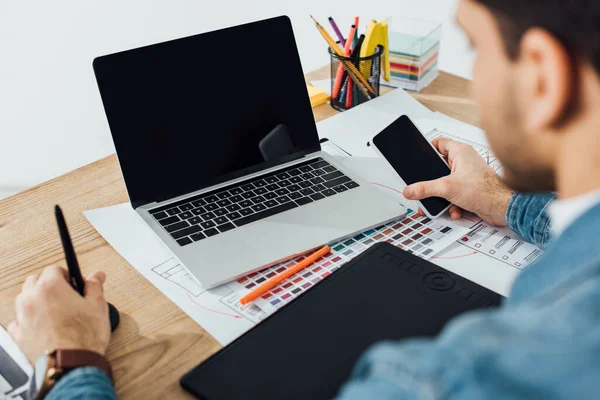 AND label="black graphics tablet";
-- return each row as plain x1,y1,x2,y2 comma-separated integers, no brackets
181,243,503,399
